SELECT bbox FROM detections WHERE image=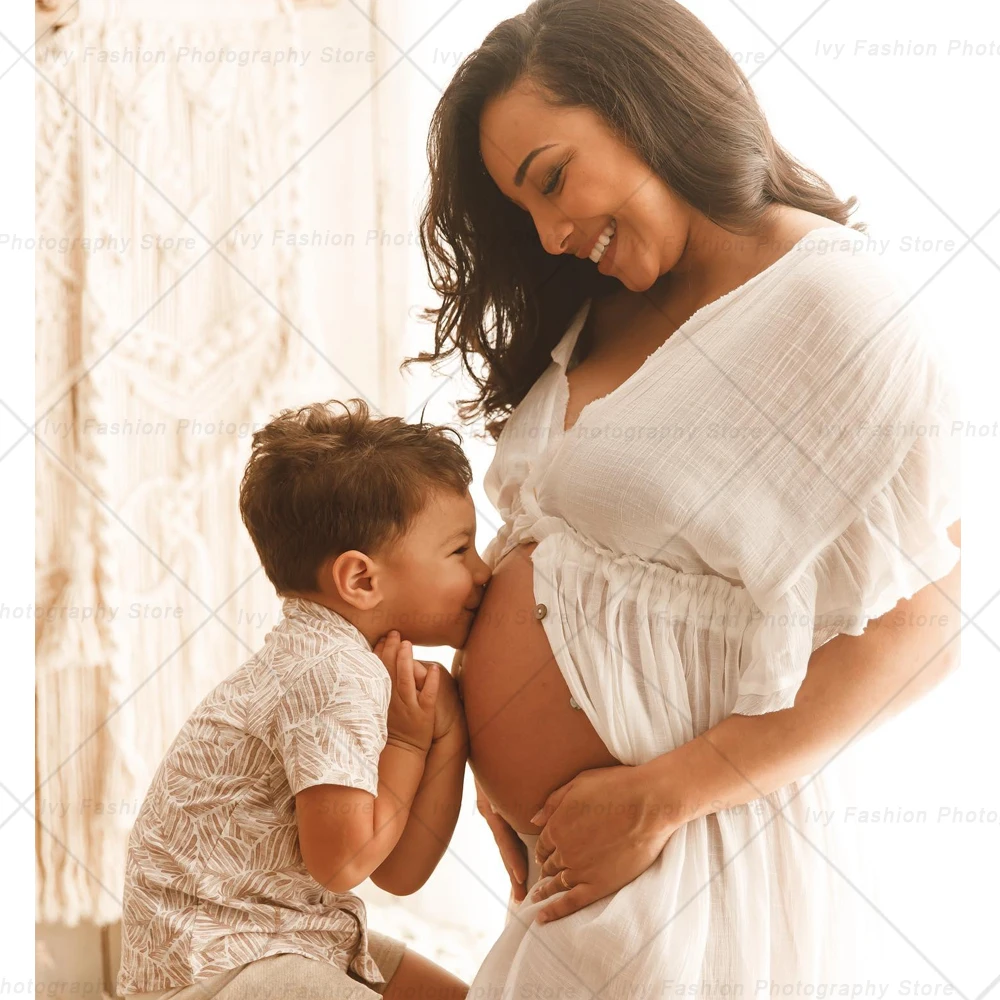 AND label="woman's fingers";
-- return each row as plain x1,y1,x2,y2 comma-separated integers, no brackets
534,828,556,866
487,809,528,900
474,778,495,816
473,778,528,900
539,849,565,880
535,879,601,924
528,872,572,905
